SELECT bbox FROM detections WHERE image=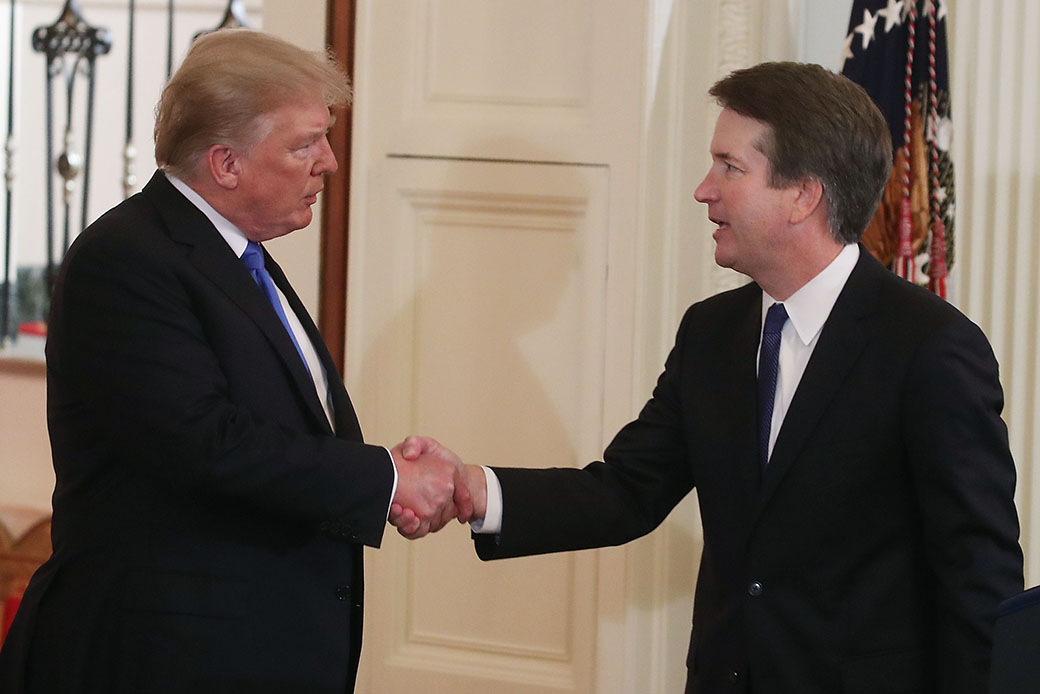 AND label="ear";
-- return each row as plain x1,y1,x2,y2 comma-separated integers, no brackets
204,144,241,191
788,177,824,225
